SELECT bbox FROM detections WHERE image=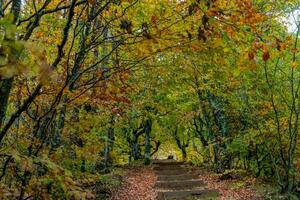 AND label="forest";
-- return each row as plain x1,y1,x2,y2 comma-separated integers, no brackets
0,0,300,199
